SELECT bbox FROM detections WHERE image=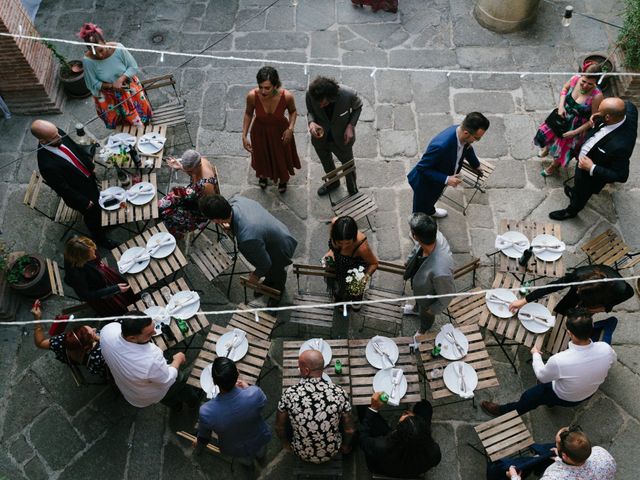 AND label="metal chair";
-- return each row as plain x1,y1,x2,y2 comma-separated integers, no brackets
441,159,495,215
